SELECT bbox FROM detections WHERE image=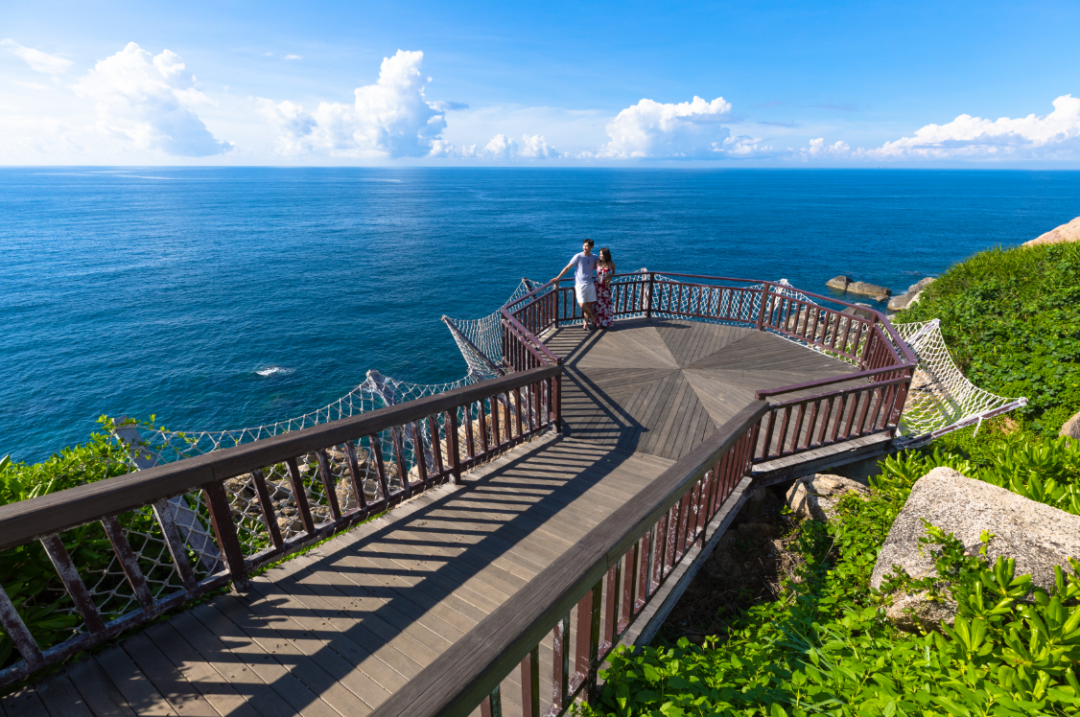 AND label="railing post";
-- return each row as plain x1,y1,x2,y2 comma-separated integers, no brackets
554,359,563,432
645,271,654,319
447,409,462,484
859,319,877,369
202,481,251,590
756,281,771,330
